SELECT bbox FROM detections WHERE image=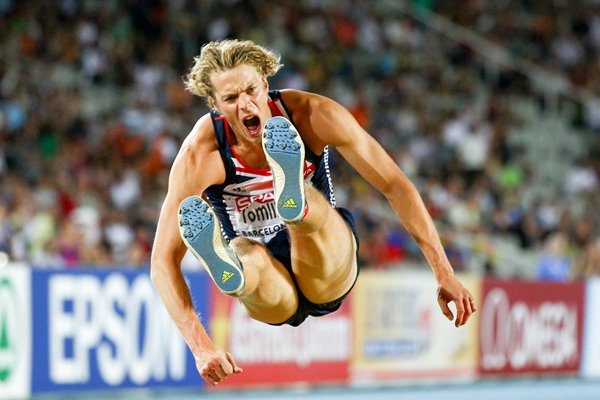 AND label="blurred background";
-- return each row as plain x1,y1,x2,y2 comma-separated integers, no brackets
0,0,599,399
